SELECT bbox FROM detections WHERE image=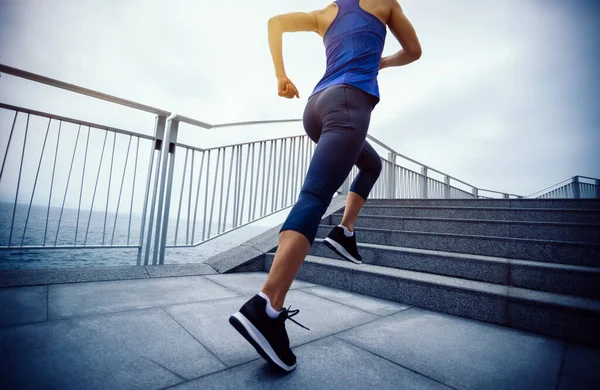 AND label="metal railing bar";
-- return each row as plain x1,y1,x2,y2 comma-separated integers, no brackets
237,145,244,226
207,148,221,238
174,148,189,245
157,119,180,265
75,126,90,246
190,152,204,243
247,143,255,223
289,137,297,205
158,116,301,135
271,139,279,213
578,175,600,181
111,134,133,245
217,148,227,234
234,145,242,227
210,118,302,129
102,132,117,246
21,117,52,246
297,138,304,201
239,144,251,226
525,177,577,198
140,138,160,266
170,115,212,129
280,139,288,209
252,142,264,220
263,141,274,216
55,124,82,246
202,150,211,241
9,114,29,247
0,110,18,183
84,131,108,246
223,146,235,232
0,103,155,141
179,133,307,155
0,64,170,116
128,137,140,246
260,141,268,218
186,150,194,245
191,151,205,244
44,120,62,246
